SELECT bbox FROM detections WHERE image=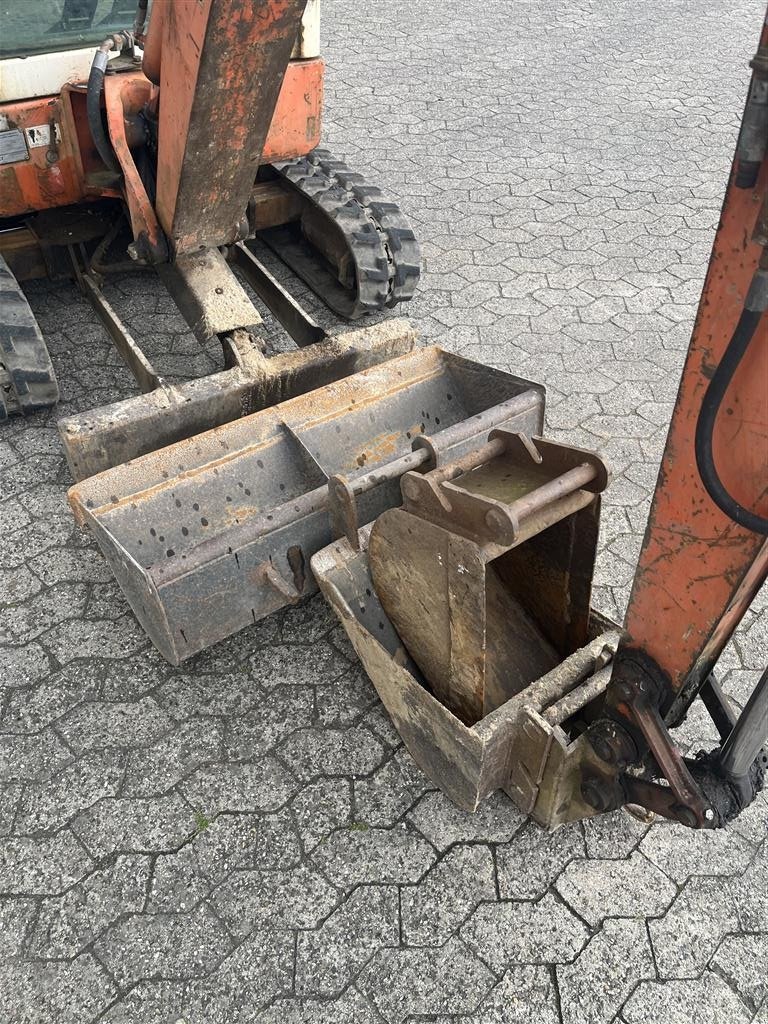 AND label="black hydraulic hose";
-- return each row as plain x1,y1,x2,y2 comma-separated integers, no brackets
87,35,129,174
694,267,768,535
